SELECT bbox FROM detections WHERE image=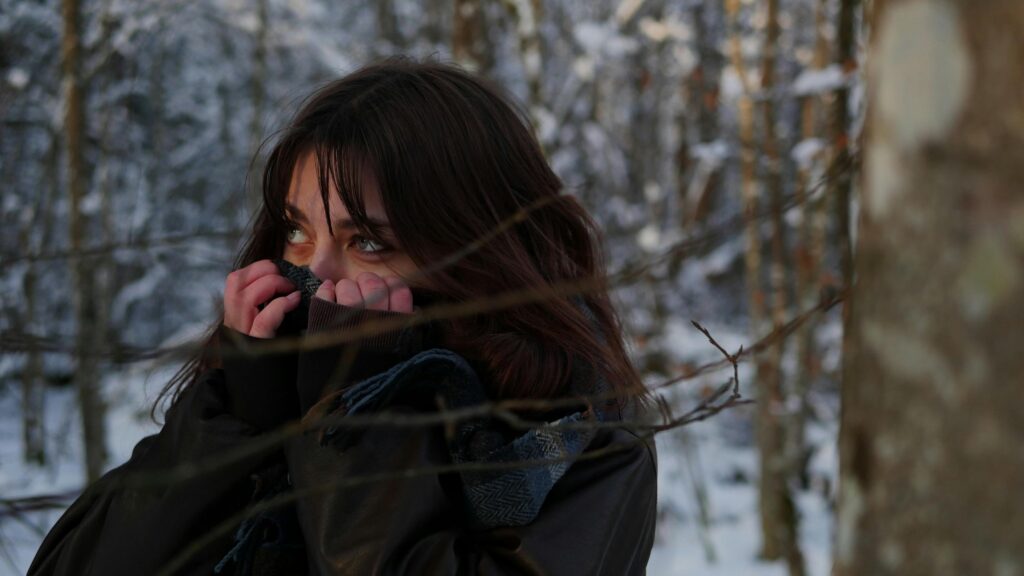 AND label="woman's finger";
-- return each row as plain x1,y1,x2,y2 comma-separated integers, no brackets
240,274,296,309
224,261,288,333
356,272,389,311
315,279,336,303
383,276,414,314
225,259,279,294
335,278,364,308
250,291,301,338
